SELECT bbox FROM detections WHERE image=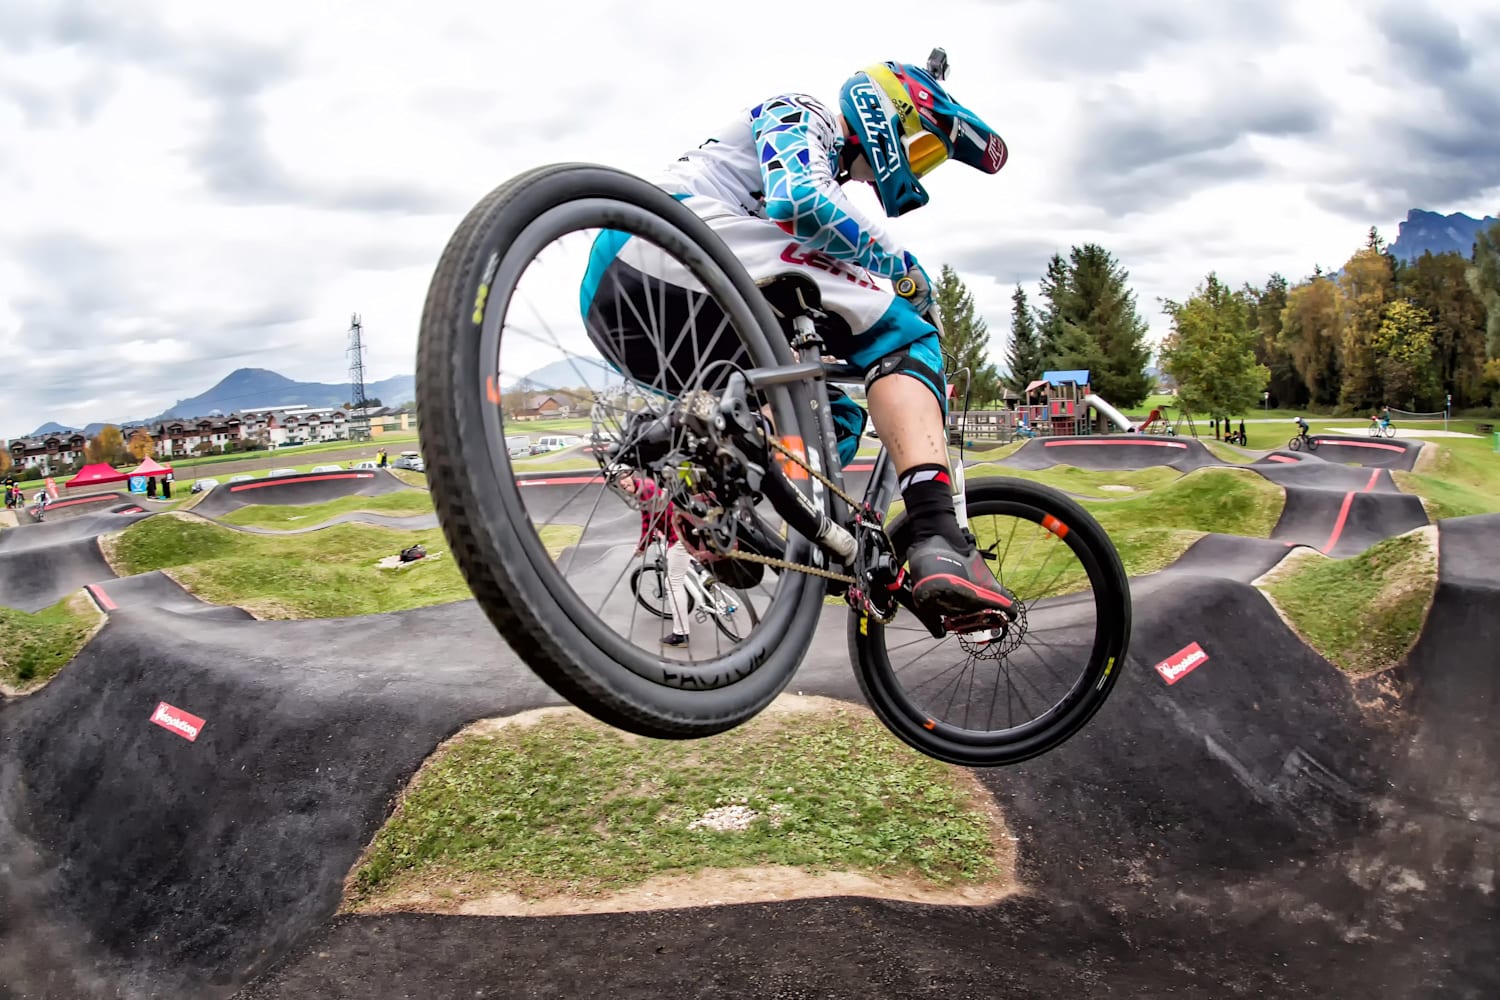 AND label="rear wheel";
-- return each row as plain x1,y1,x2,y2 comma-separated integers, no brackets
850,477,1131,767
416,163,829,740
